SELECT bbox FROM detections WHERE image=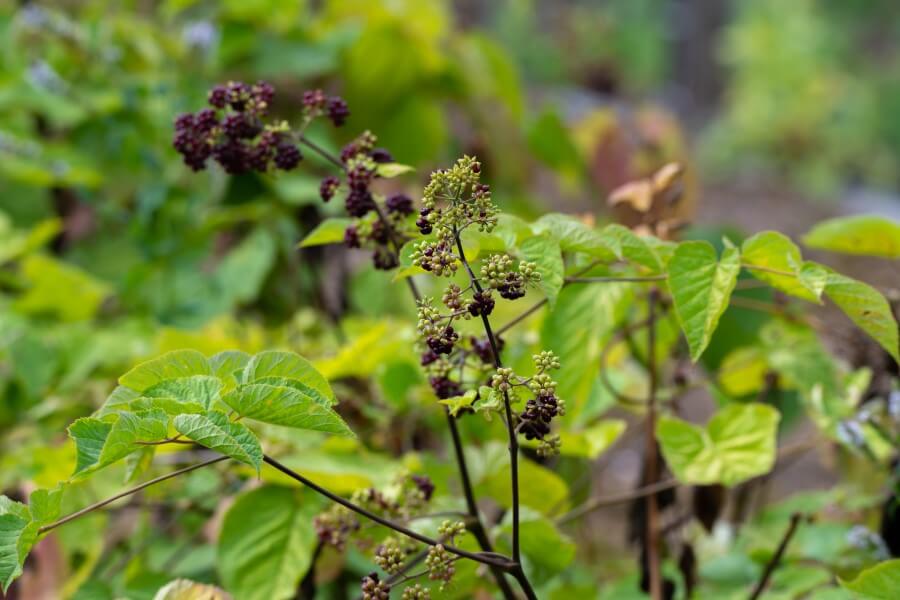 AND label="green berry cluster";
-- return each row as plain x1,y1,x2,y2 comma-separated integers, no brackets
402,584,431,599
425,544,456,589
